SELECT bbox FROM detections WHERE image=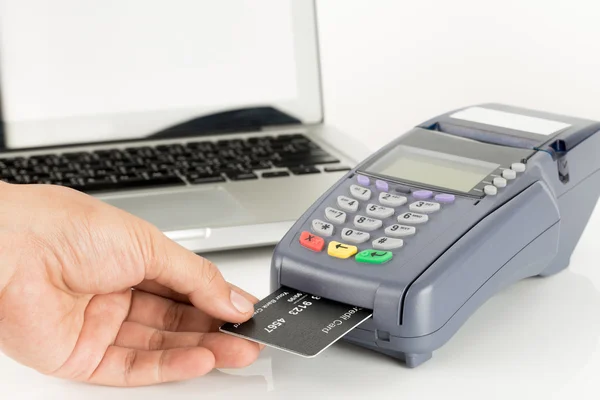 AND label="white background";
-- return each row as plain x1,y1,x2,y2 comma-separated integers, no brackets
318,0,600,152
1,0,600,398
